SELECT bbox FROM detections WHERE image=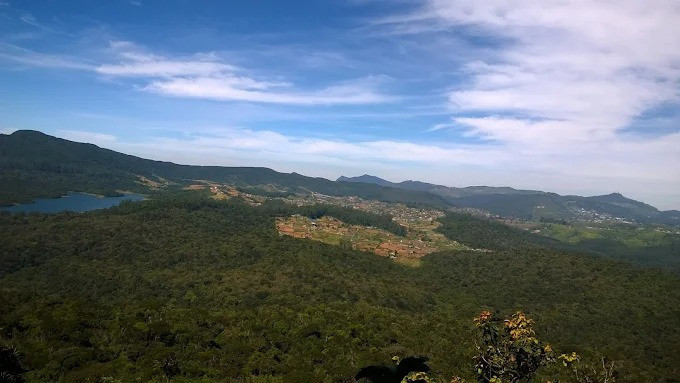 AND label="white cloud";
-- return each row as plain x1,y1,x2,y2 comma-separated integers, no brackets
94,41,393,105
1,40,393,105
407,0,680,140
144,75,391,105
99,127,504,168
96,41,235,77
